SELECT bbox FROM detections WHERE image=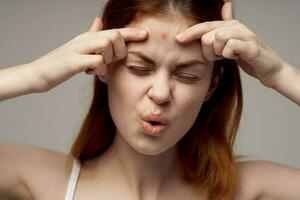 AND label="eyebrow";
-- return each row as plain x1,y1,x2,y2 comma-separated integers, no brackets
127,51,206,69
